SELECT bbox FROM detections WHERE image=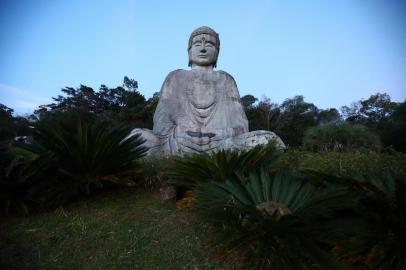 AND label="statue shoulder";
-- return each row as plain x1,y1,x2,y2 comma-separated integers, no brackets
216,70,237,85
166,69,183,77
216,70,240,98
160,69,187,98
164,69,189,81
